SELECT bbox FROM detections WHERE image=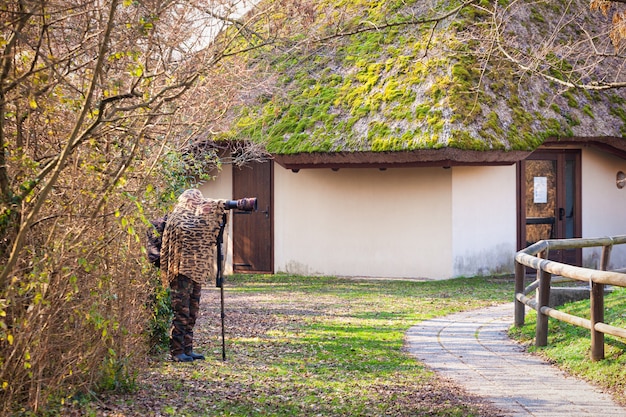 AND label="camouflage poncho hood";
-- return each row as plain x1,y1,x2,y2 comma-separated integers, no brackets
160,189,226,285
